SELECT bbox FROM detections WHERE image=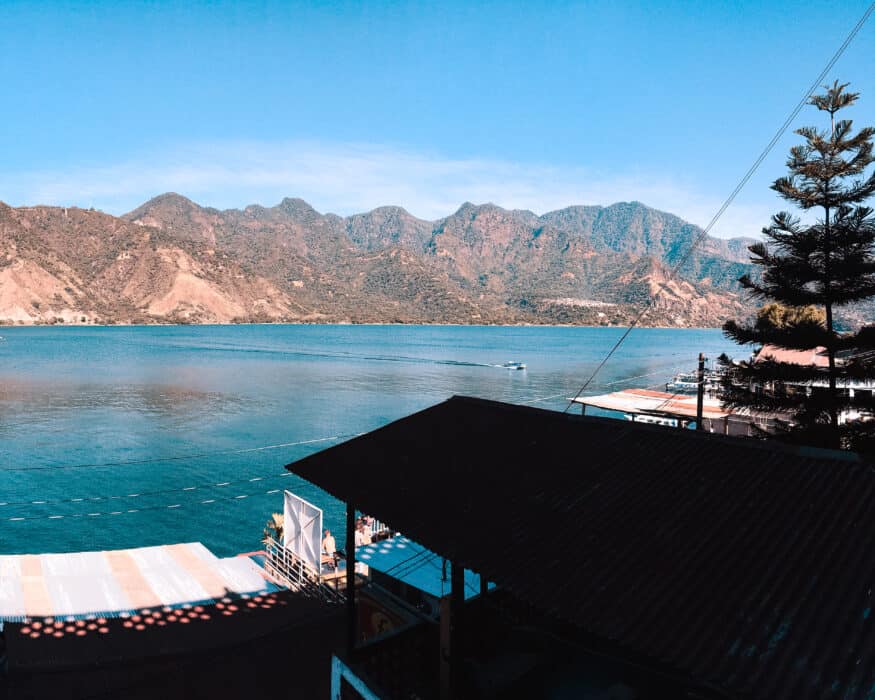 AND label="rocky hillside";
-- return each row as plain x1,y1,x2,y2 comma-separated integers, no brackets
0,202,303,324
0,194,761,326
